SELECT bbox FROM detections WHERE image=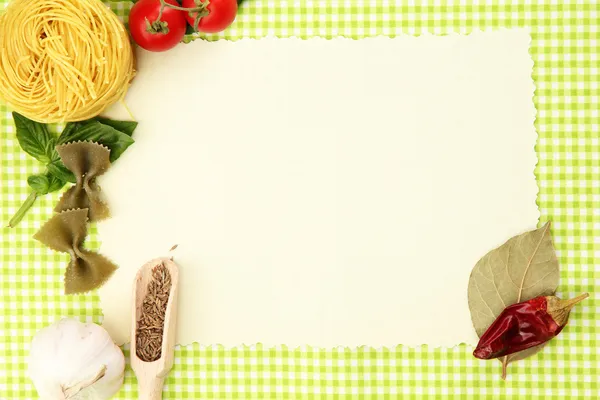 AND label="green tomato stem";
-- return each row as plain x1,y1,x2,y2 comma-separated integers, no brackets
161,0,209,13
157,1,165,22
156,0,210,31
146,16,170,34
8,191,38,228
